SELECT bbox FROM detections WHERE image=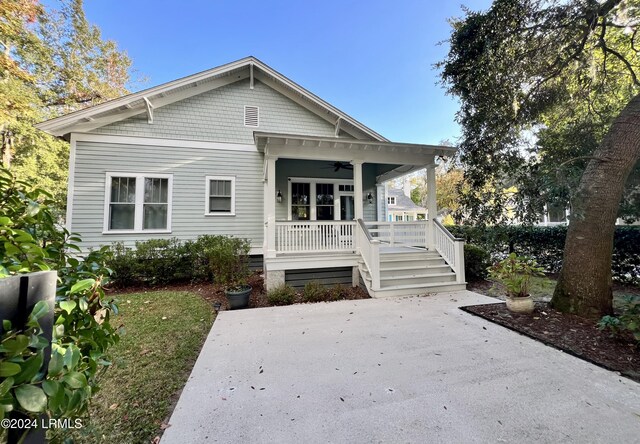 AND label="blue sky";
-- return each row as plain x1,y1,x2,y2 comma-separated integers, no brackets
75,0,491,144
